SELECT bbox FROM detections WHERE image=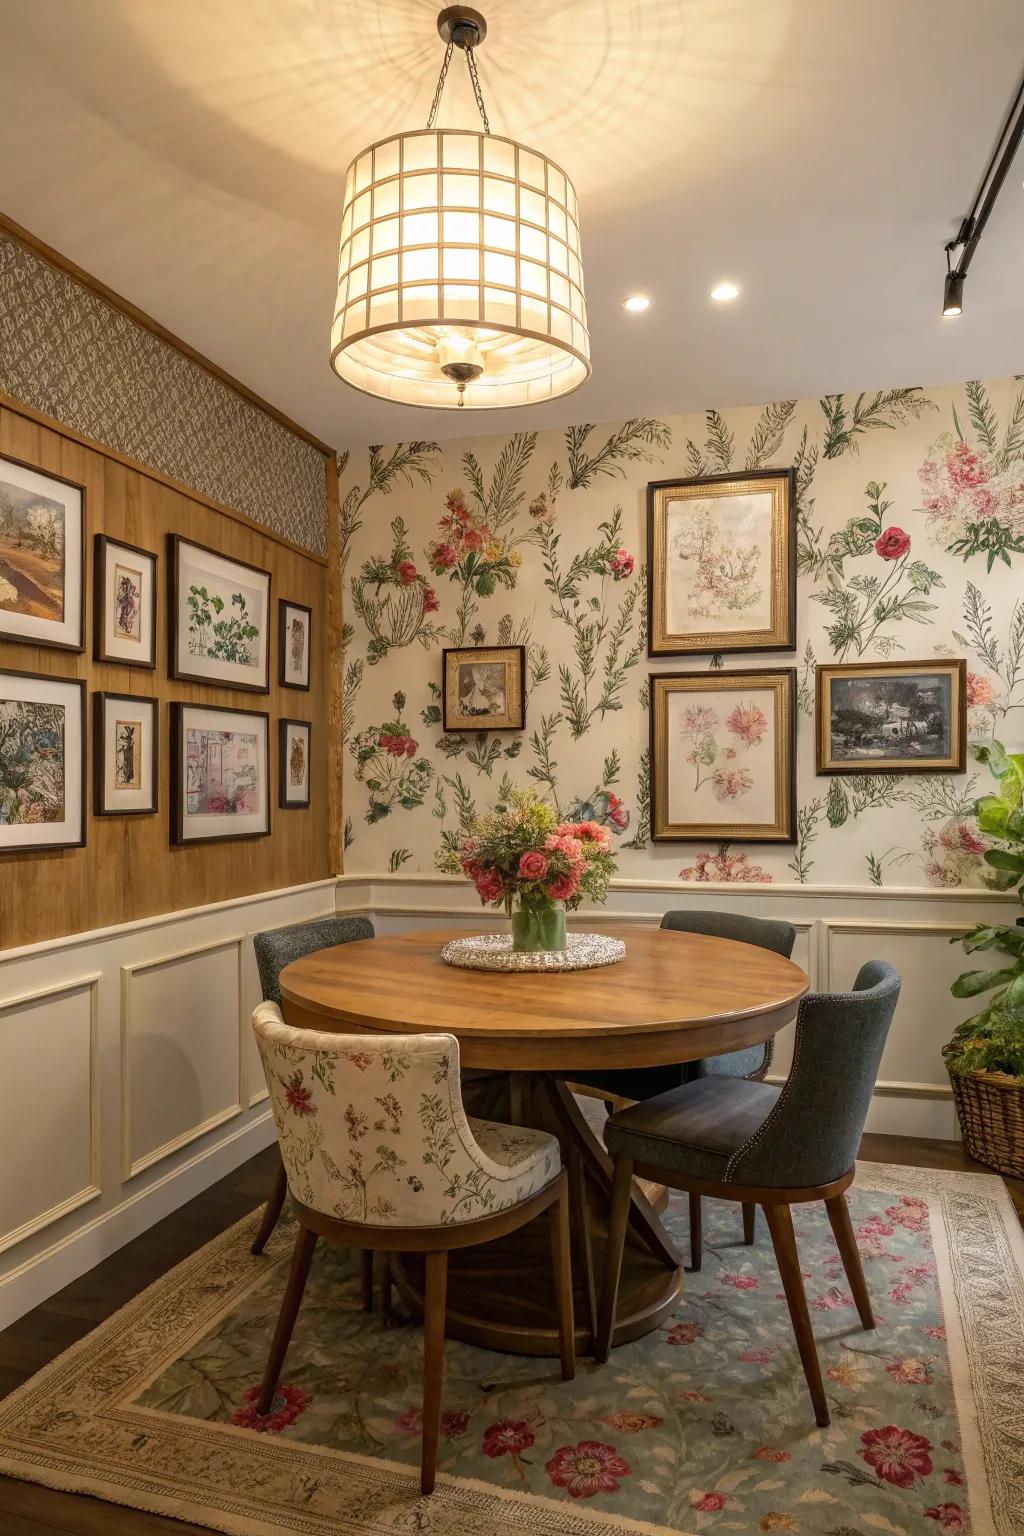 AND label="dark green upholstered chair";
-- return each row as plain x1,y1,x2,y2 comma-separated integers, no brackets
250,915,375,1256
596,960,901,1427
575,910,796,1268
